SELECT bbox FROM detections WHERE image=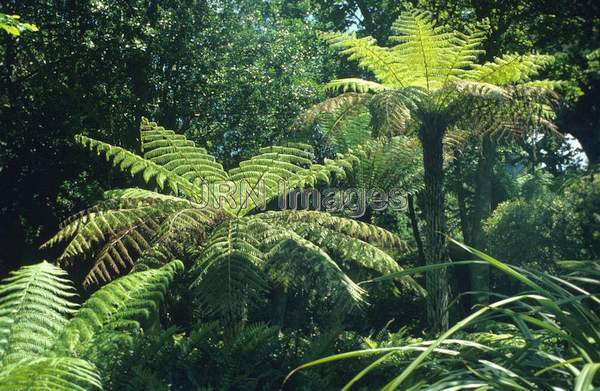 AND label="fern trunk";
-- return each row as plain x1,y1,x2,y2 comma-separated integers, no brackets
454,158,474,316
420,122,450,332
469,136,496,305
407,193,425,266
